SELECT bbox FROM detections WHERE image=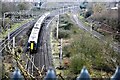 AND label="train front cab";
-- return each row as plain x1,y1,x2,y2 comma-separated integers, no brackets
30,41,37,54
